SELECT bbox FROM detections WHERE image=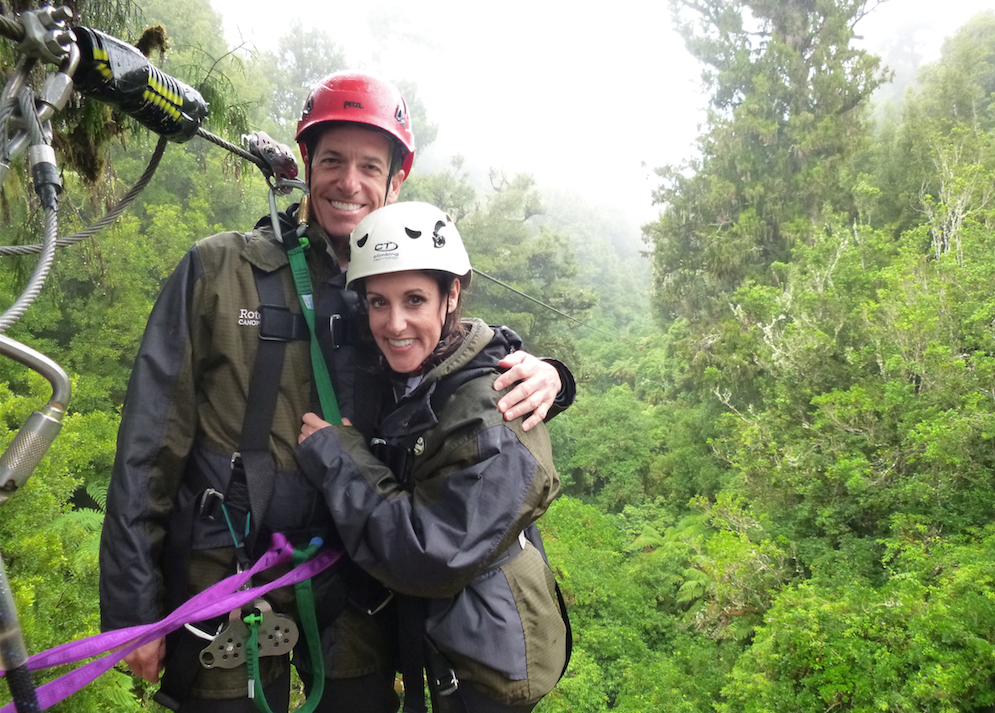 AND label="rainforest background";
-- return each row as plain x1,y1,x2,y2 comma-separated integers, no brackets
1,0,995,710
